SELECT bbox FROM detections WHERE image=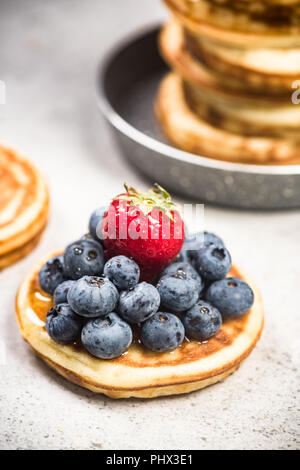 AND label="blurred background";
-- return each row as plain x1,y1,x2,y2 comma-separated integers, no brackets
0,0,299,450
